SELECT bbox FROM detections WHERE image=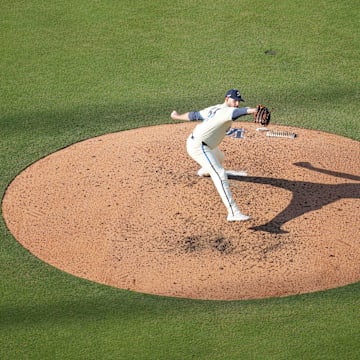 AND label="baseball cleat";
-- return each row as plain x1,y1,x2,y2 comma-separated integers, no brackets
227,212,251,222
226,170,248,177
197,168,210,177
